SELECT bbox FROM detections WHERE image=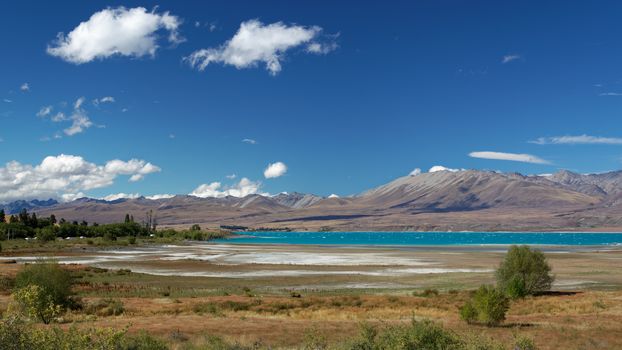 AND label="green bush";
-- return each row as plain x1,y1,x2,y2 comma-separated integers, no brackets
347,319,462,349
12,285,62,324
460,285,509,327
496,245,554,298
0,315,166,350
36,227,57,242
14,261,72,307
85,298,125,316
513,335,538,350
123,331,168,350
